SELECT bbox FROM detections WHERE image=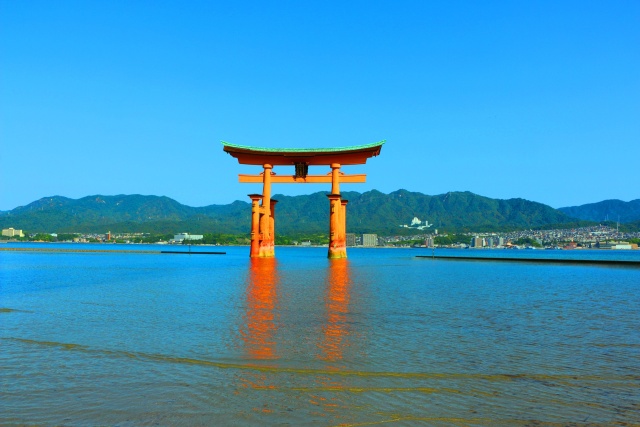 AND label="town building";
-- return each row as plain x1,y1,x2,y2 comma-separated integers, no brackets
2,228,24,238
346,233,356,247
362,234,378,247
170,233,204,243
471,236,484,248
598,241,638,250
425,236,434,248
